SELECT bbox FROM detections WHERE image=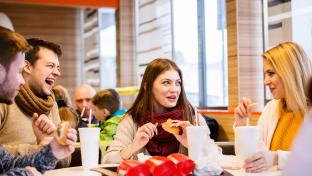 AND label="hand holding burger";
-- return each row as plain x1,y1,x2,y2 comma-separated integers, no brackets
32,114,77,159
162,119,192,147
161,118,180,135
